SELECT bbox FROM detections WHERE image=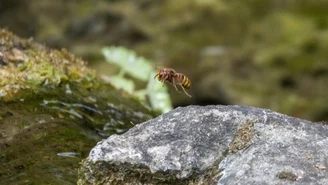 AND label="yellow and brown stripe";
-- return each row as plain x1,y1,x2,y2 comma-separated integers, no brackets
181,74,191,89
